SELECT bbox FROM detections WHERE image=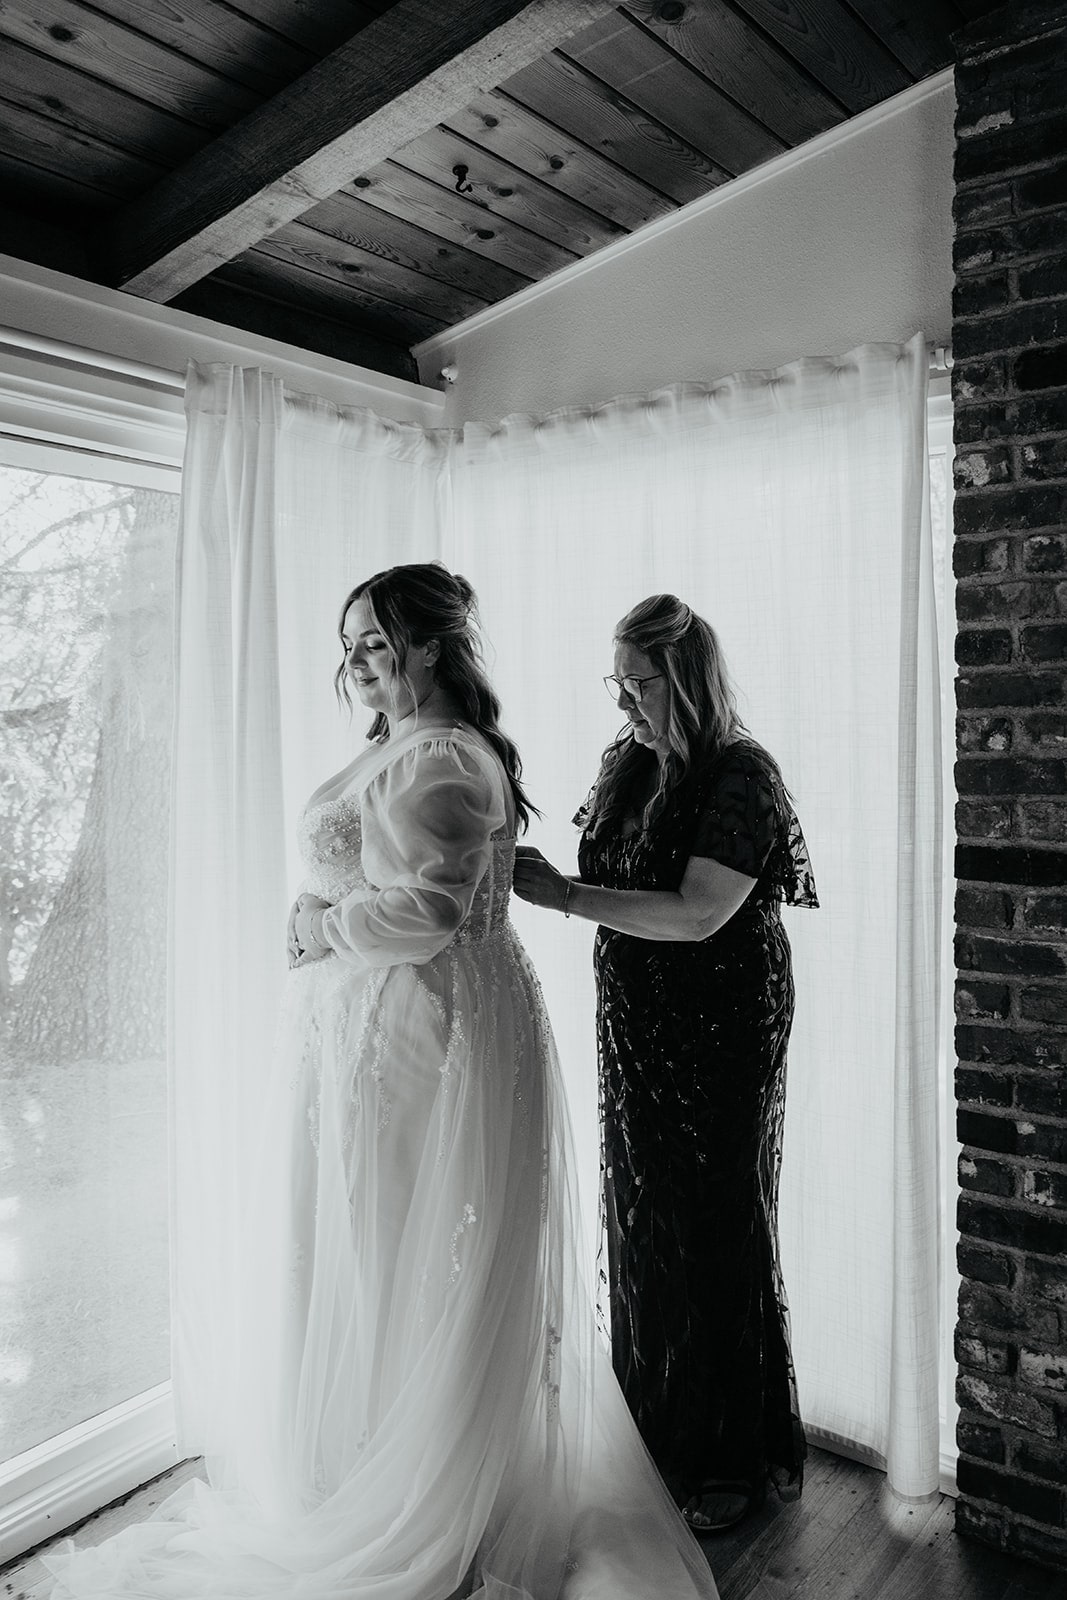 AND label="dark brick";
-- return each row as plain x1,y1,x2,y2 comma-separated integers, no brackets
1011,392,1067,436
959,1108,1023,1154
1019,255,1067,302
1002,1520,1067,1569
955,762,1067,798
957,980,1012,1019
1022,623,1067,660
1019,986,1067,1023
1014,1071,1067,1119
1023,892,1067,932
956,932,1066,975
957,111,1067,184
1024,535,1066,573
1017,1068,1067,1120
959,1153,1018,1199
956,1024,1066,1069
956,885,1015,929
958,712,1015,750
956,671,1064,709
1018,799,1067,840
956,843,1067,881
956,447,1013,488
954,216,1067,273
959,1194,1067,1256
956,630,1012,667
954,484,1067,533
954,403,1013,446
957,582,1054,622
956,801,1014,842
960,1418,1007,1465
955,272,1013,318
1015,342,1067,391
956,1371,1058,1437
957,19,1067,81
952,354,1009,402
1018,437,1067,481
1023,1168,1067,1211
1022,712,1067,749
1010,212,1067,260
956,1459,1064,1524
1013,1438,1067,1488
957,1066,1014,1109
954,537,1011,579
1018,56,1067,123
954,182,1014,229
955,1497,1006,1548
1019,1349,1067,1393
1027,1256,1067,1307
955,87,1016,143
958,1277,1060,1343
956,1328,1015,1371
954,300,1067,358
959,1239,1018,1288
1017,1120,1067,1165
1017,159,1067,215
